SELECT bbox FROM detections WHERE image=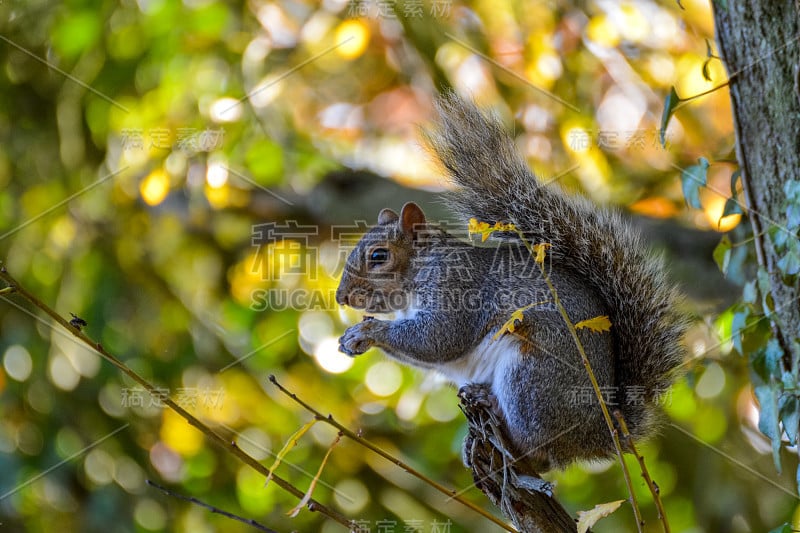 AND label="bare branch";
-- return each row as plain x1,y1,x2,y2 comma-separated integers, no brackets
0,264,356,530
146,479,278,533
